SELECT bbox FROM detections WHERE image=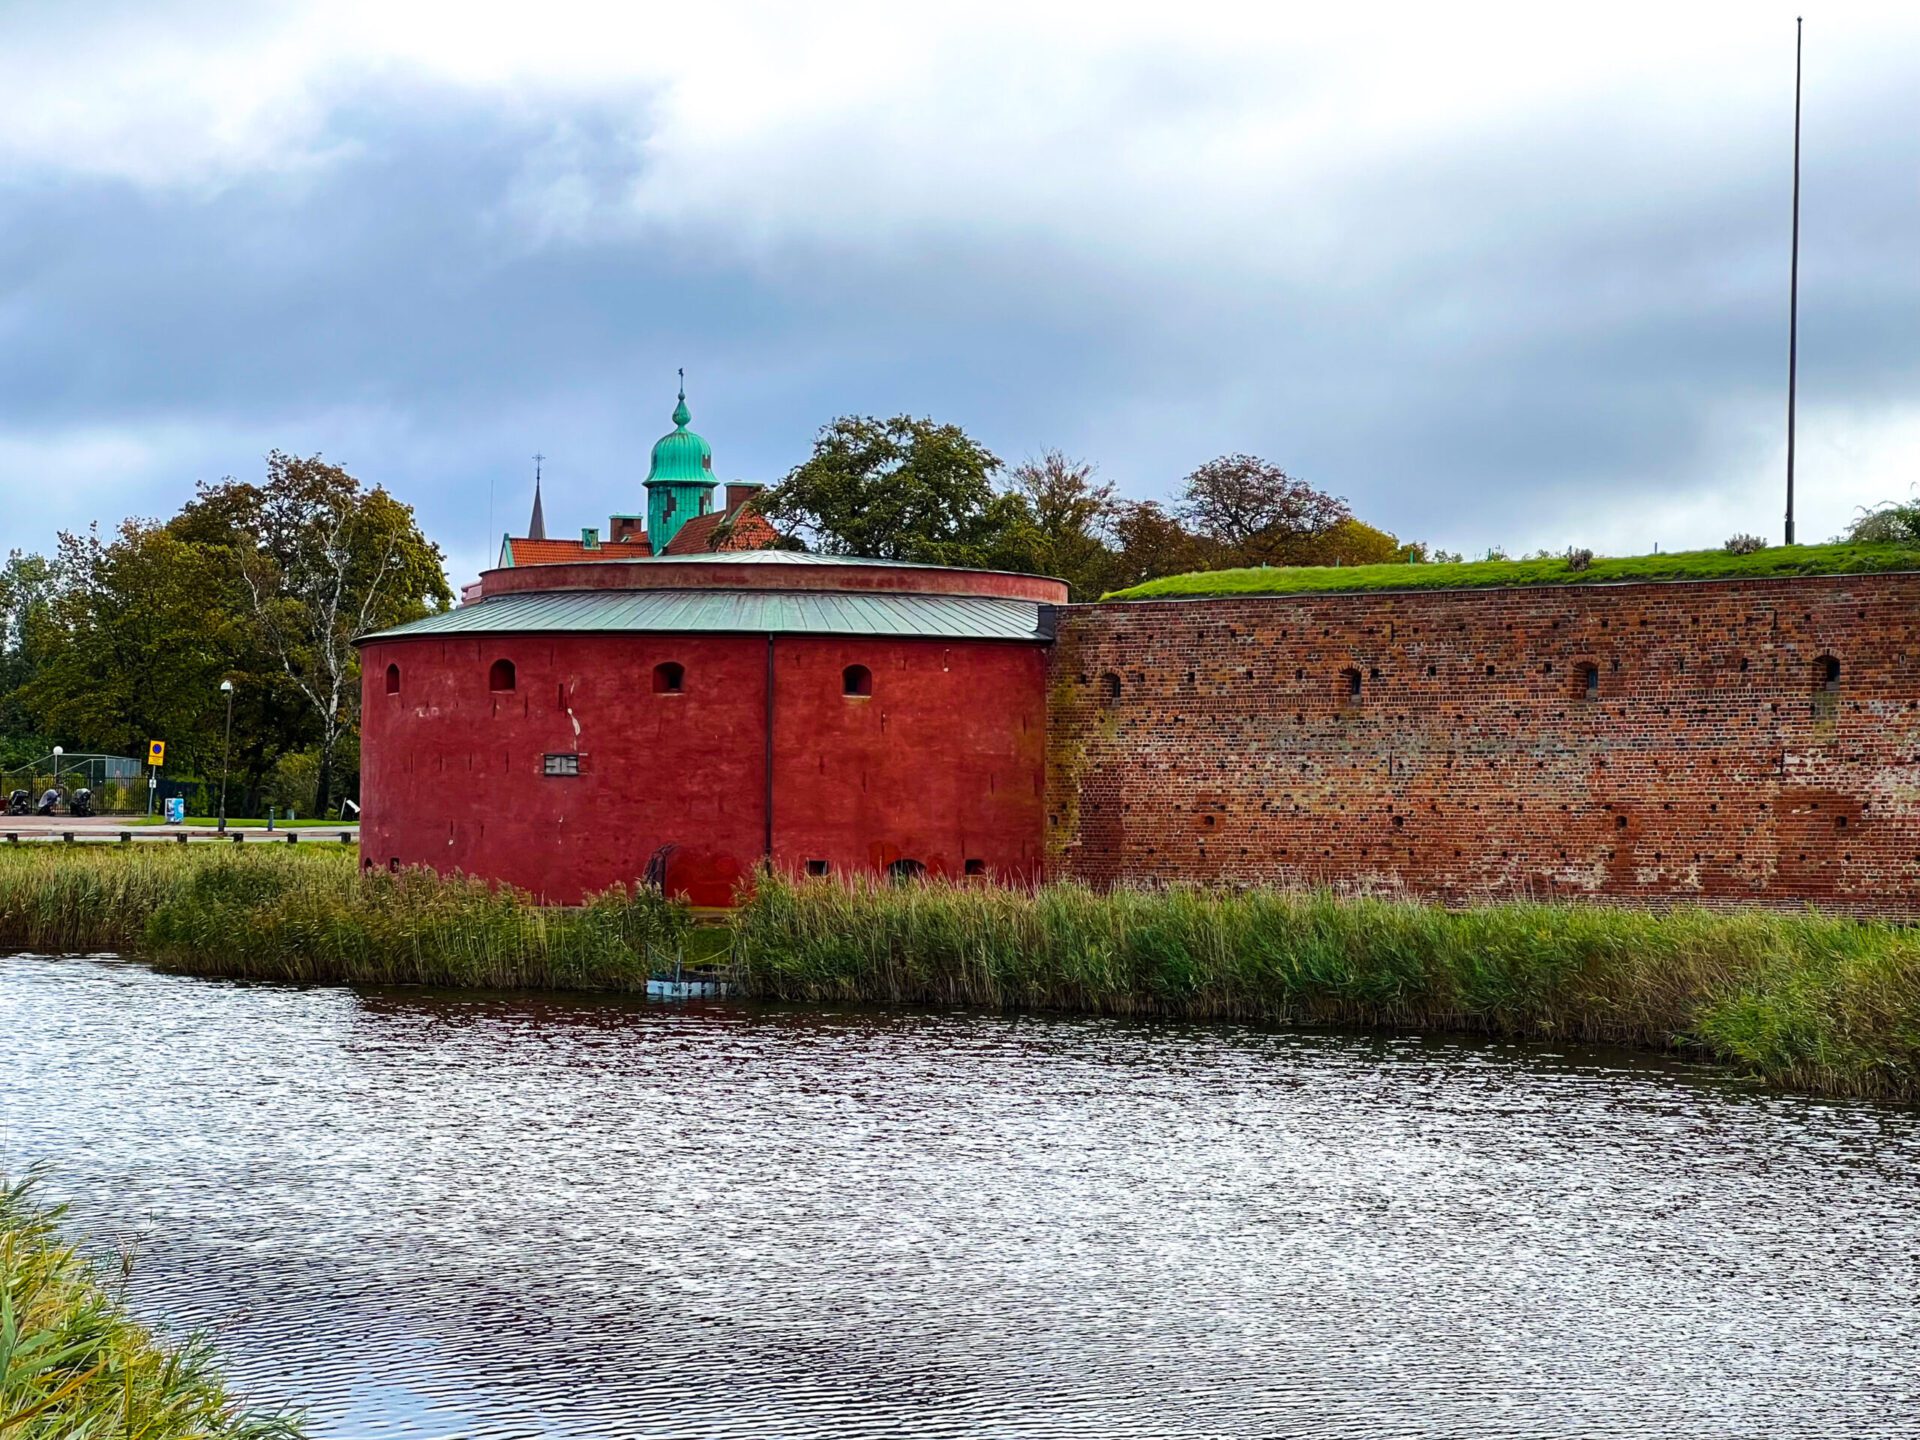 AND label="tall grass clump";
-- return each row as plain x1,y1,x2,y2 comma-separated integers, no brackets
0,845,694,991
0,1174,303,1439
734,875,1920,1098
